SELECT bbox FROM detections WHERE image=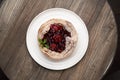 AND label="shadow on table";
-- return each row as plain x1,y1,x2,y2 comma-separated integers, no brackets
0,68,9,80
102,0,120,80
0,0,9,80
